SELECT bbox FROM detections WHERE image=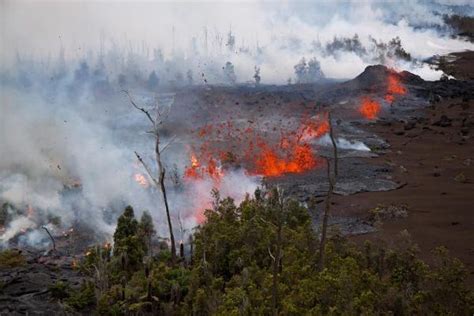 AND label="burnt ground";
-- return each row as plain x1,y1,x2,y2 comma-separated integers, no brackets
343,94,474,286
